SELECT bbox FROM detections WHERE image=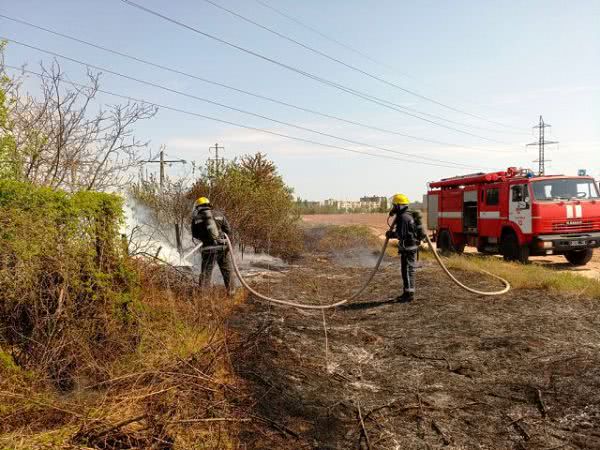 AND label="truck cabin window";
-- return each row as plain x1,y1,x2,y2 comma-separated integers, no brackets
486,188,499,206
511,185,529,202
532,179,600,201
